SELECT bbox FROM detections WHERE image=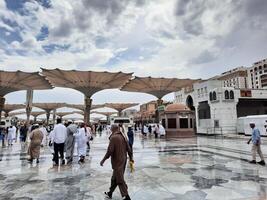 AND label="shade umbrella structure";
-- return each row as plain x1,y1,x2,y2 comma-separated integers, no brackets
91,104,106,110
30,111,46,122
0,71,52,122
91,111,118,116
120,76,200,122
91,111,118,124
72,110,84,116
65,104,85,111
9,111,26,117
105,103,139,116
2,104,25,117
42,68,132,124
56,111,75,119
32,103,66,124
65,104,105,111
